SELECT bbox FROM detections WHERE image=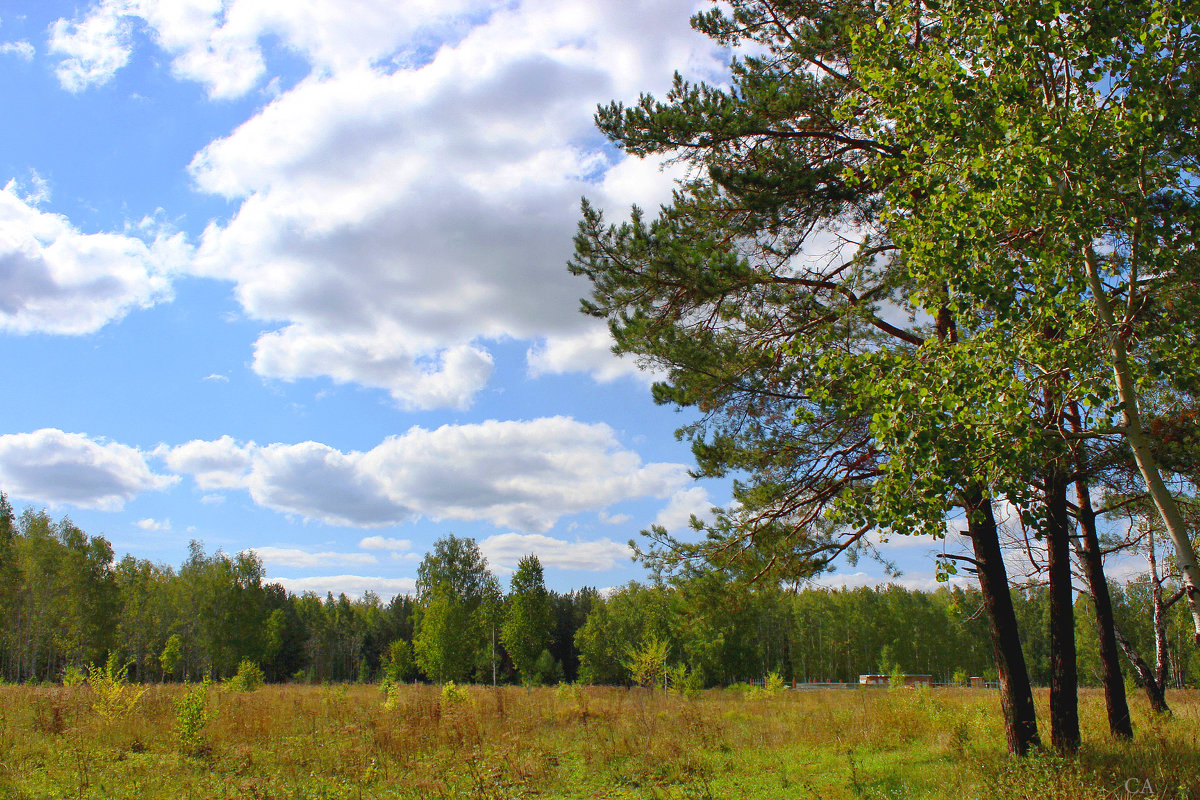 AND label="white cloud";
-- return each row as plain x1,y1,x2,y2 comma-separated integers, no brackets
176,0,719,406
165,417,689,531
136,0,266,100
135,517,171,530
359,535,412,552
50,0,484,99
0,181,186,335
867,530,951,551
597,510,631,525
0,41,34,61
202,373,229,382
251,326,494,411
159,435,252,490
654,487,715,533
36,1,719,399
248,546,377,568
480,532,631,571
245,440,402,527
1100,550,1148,584
813,571,972,593
18,173,50,205
0,428,176,510
527,325,653,384
271,574,416,600
48,1,133,92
